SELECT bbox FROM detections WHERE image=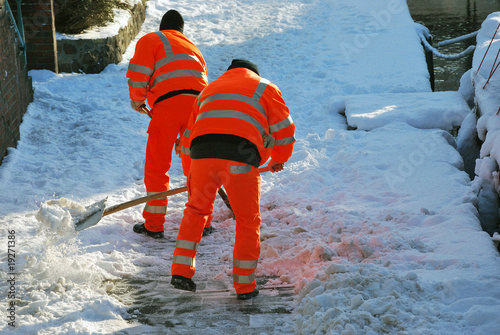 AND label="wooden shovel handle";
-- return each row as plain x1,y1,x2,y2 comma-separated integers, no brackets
140,104,152,118
258,166,271,173
103,186,188,217
102,166,271,217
